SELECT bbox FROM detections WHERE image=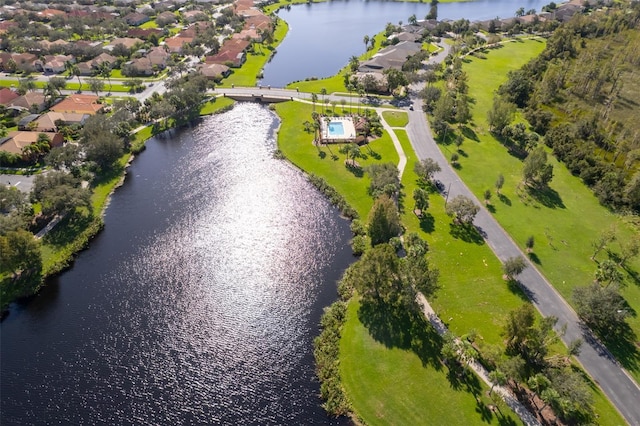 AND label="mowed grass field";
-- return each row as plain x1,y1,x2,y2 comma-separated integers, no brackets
275,99,623,423
451,38,640,382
